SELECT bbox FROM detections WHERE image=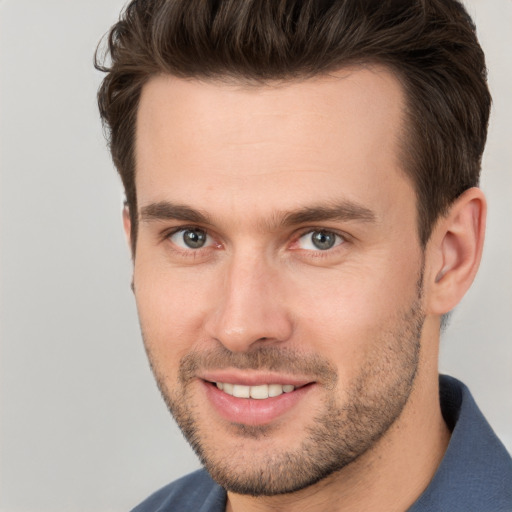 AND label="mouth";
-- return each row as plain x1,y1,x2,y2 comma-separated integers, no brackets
200,376,315,426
